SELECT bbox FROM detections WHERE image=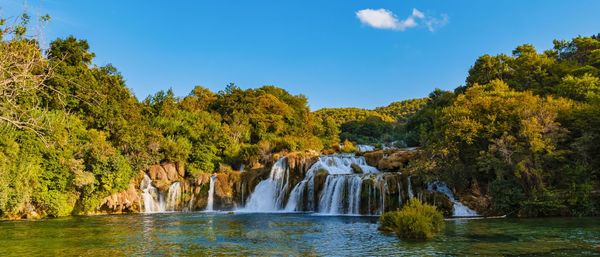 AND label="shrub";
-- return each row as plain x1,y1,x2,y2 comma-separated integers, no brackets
340,139,357,153
379,198,445,240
